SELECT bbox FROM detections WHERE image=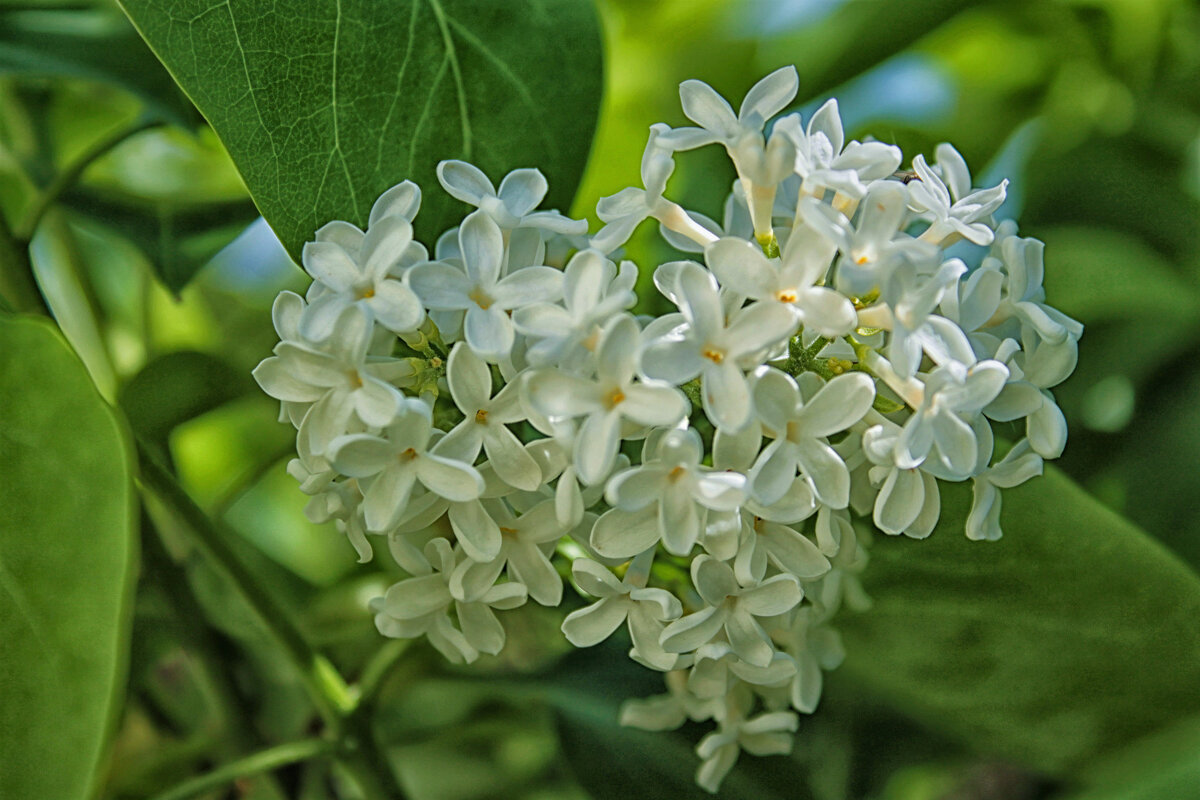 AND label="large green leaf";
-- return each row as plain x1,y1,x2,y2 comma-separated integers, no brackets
0,313,138,800
116,0,604,259
839,468,1200,776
